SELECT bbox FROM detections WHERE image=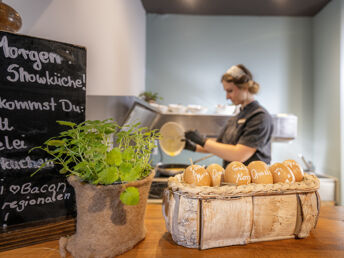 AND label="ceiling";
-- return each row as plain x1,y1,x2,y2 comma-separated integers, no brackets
141,0,331,17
